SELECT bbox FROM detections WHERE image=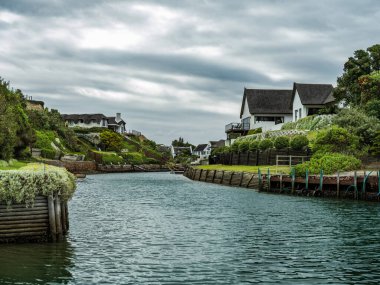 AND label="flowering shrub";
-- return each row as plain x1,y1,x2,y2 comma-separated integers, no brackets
0,164,76,206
